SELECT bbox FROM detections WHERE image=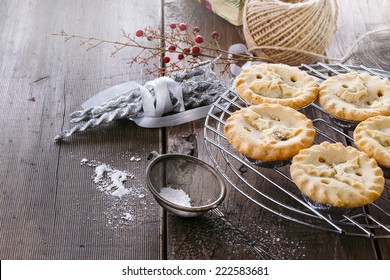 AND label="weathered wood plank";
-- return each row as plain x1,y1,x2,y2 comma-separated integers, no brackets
0,0,162,259
164,0,386,259
326,0,390,259
0,0,388,260
326,0,390,70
